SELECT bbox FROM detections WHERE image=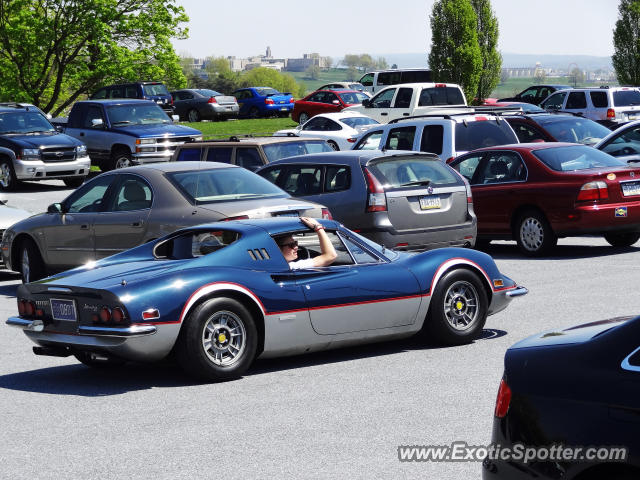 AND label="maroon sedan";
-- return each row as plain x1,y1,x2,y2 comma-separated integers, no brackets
449,143,640,255
292,90,368,124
